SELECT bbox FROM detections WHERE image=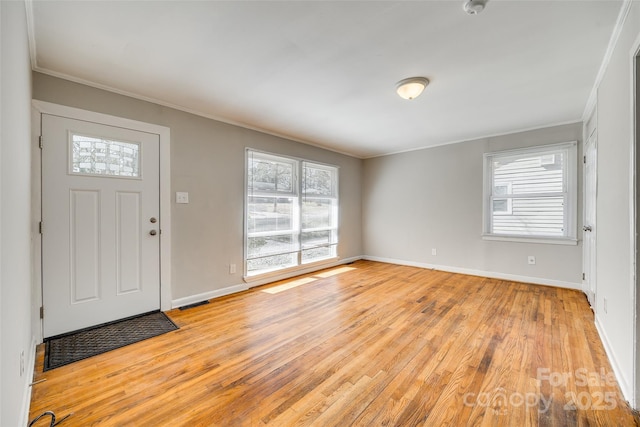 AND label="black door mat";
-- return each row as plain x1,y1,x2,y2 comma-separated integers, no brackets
44,311,178,371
